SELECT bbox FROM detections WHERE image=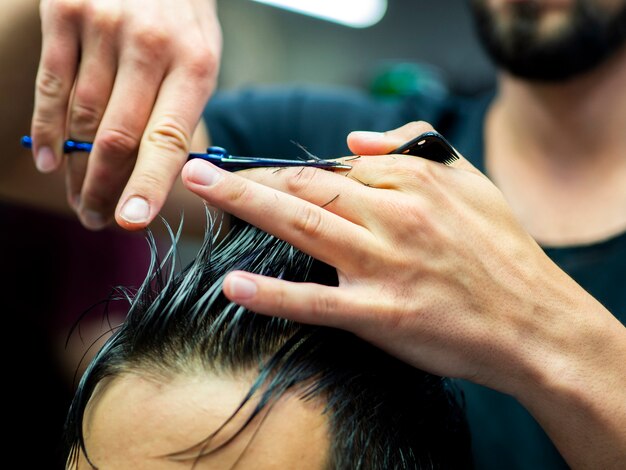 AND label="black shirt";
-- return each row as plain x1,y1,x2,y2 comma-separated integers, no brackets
204,86,626,469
